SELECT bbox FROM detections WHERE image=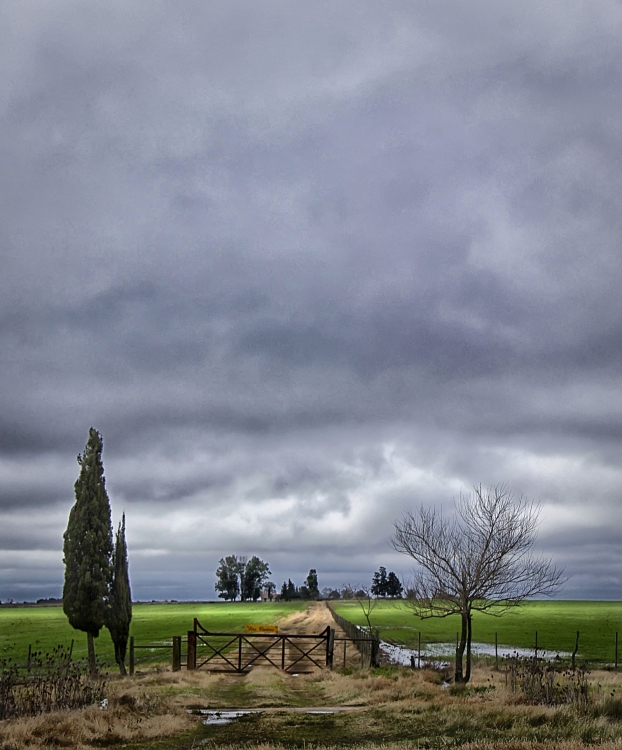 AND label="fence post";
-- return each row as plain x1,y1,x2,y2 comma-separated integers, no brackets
26,644,32,673
371,629,380,668
616,632,619,671
326,627,335,669
571,631,579,670
172,636,181,672
495,632,498,670
187,631,196,670
129,636,135,676
534,631,538,664
418,632,421,669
